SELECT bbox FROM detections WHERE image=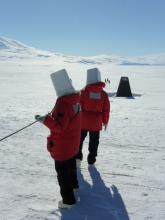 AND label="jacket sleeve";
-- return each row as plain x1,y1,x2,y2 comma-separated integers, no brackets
102,93,110,124
44,101,70,133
